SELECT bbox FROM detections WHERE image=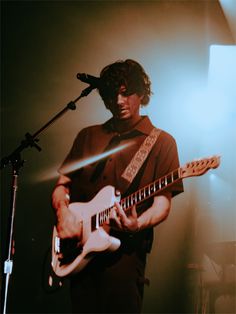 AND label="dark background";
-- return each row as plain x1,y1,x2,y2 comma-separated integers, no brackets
1,1,235,313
